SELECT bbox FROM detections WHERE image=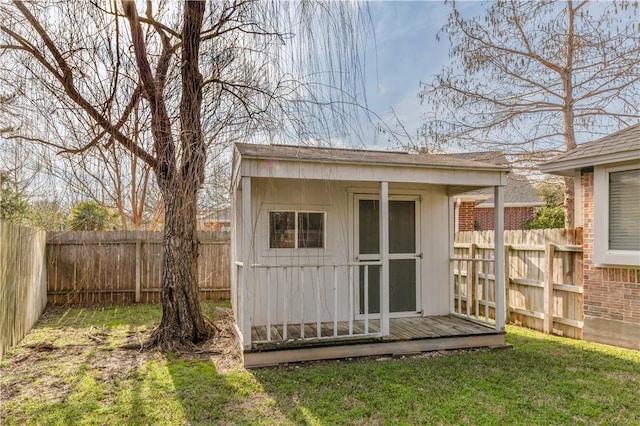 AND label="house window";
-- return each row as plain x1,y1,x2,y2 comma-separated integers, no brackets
269,211,325,249
594,165,640,266
609,169,640,251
